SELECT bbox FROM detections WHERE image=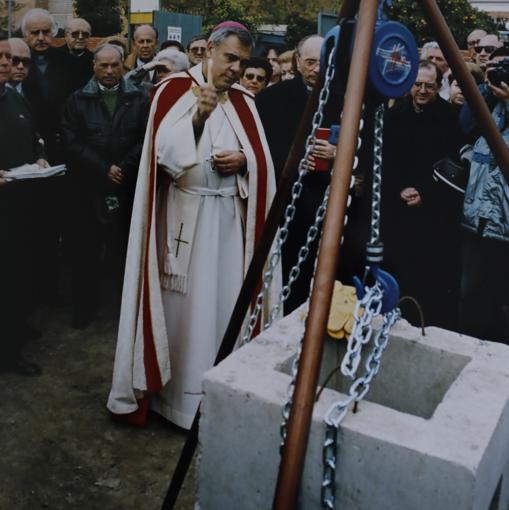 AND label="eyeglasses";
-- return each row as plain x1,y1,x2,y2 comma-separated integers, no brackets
474,45,497,54
244,72,267,83
12,56,31,67
0,52,12,61
189,47,206,54
70,31,90,39
302,58,319,68
413,81,437,90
